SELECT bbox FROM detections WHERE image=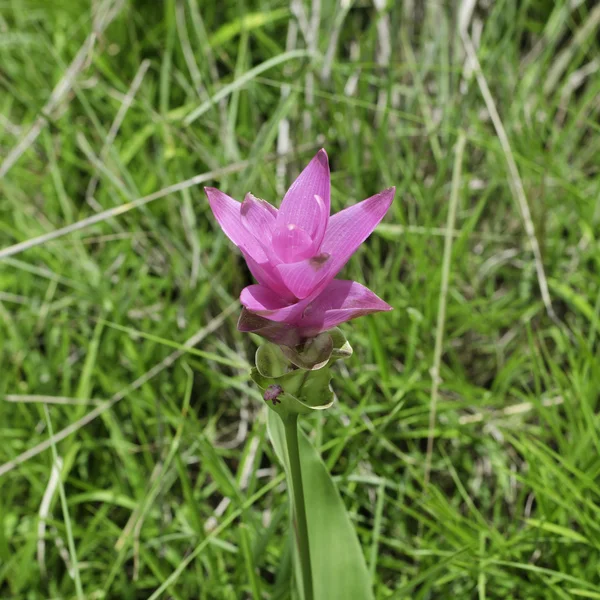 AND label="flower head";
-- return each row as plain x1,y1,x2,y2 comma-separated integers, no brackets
205,149,394,345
